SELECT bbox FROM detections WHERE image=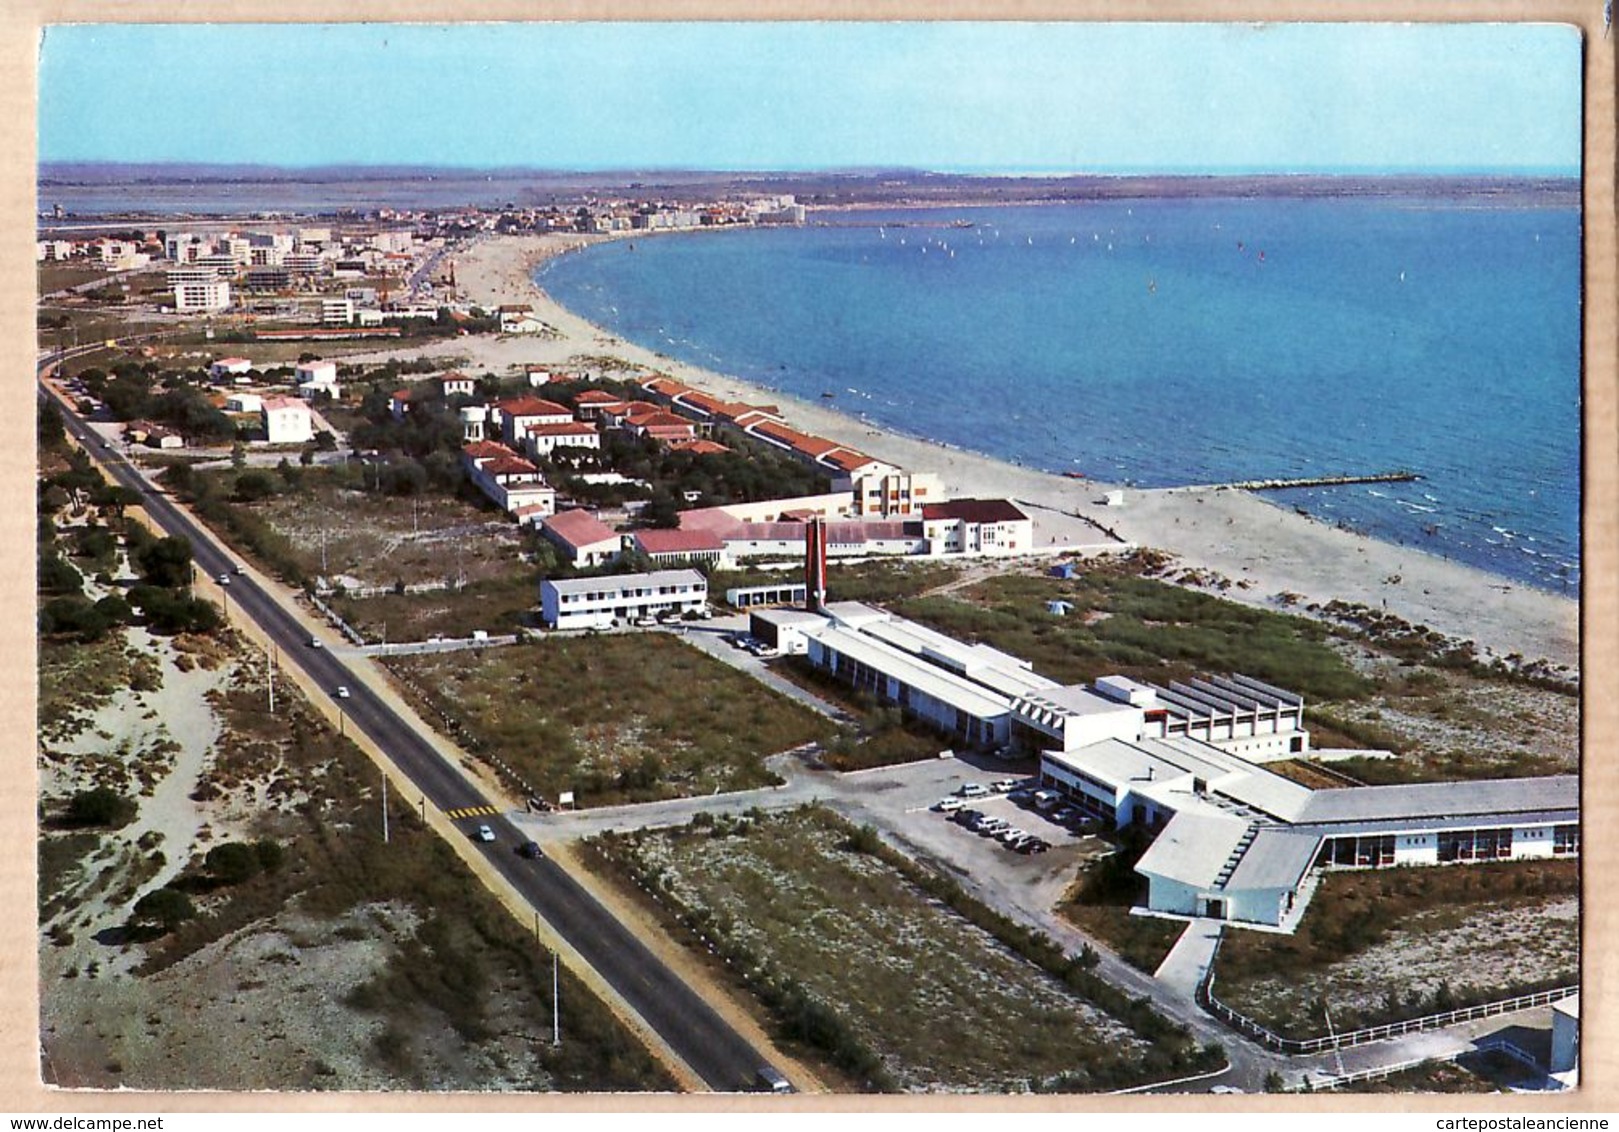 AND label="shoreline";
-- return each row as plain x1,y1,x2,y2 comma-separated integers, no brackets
375,232,1579,672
